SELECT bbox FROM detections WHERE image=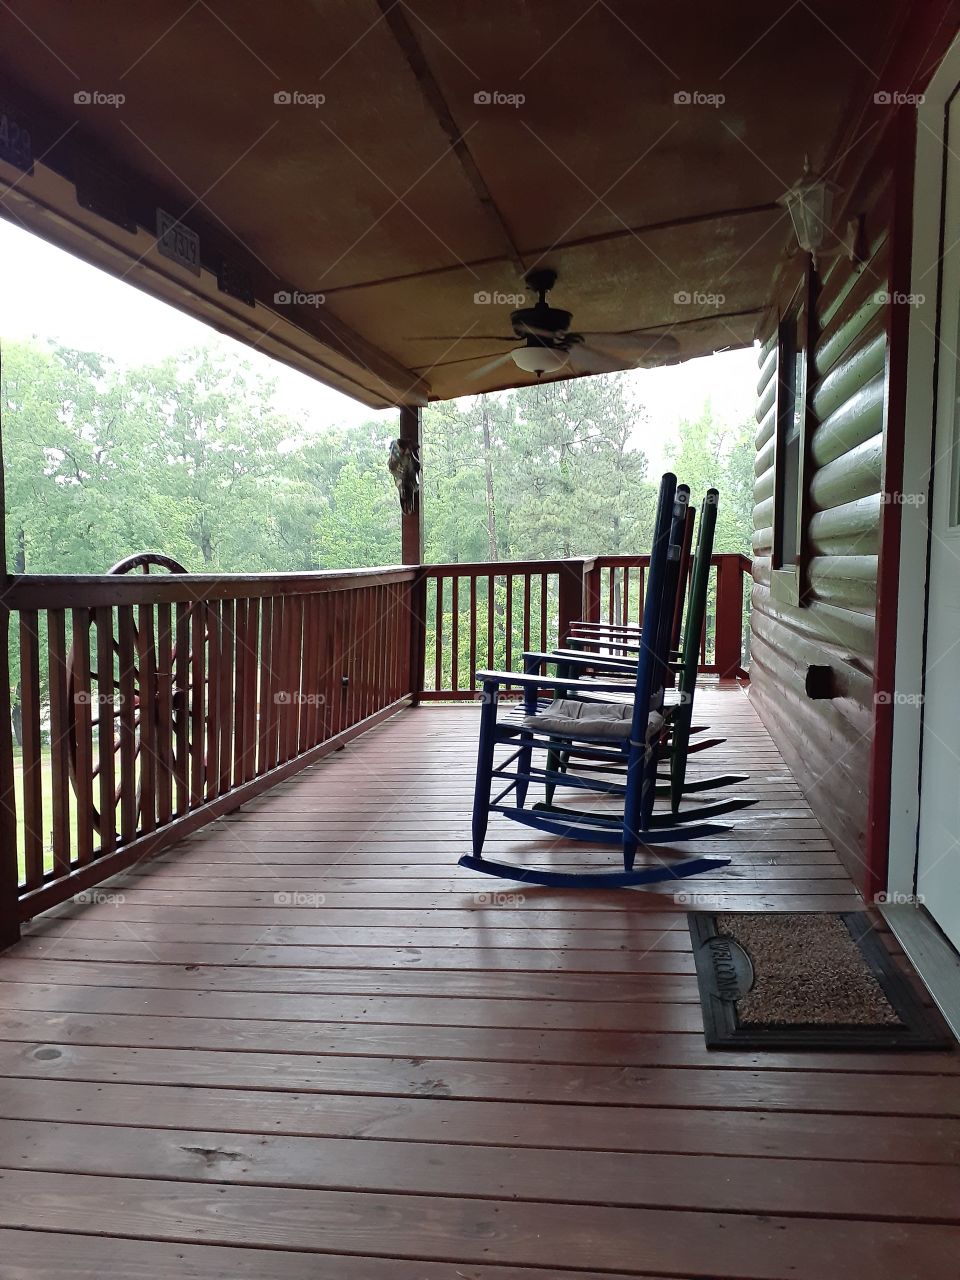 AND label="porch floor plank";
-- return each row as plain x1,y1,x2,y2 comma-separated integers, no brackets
1,689,958,1279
